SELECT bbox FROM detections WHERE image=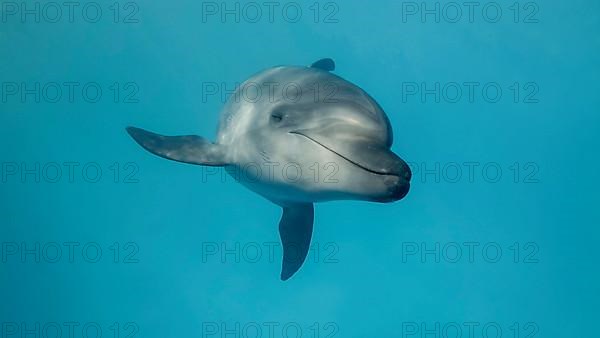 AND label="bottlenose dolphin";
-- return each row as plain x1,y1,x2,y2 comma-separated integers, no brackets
126,59,411,280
